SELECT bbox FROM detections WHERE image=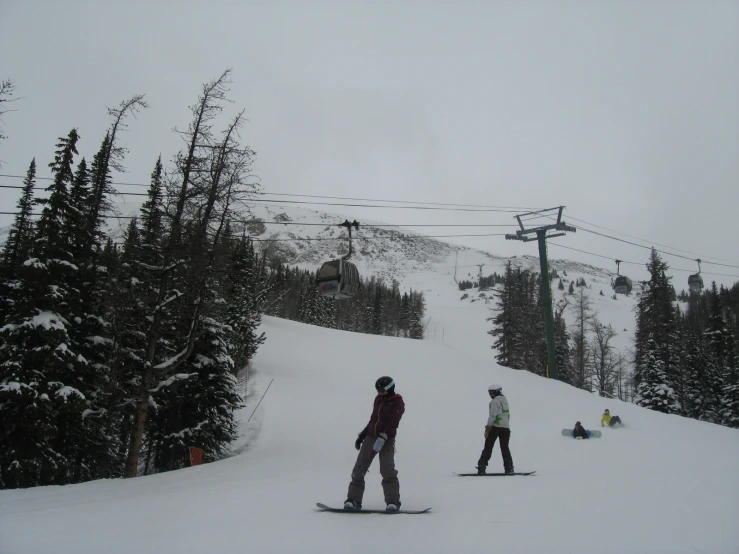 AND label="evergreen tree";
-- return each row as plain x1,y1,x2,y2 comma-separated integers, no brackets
225,236,268,372
67,158,92,261
371,286,385,335
147,317,242,472
634,249,678,403
634,335,678,413
409,293,426,340
298,272,323,325
399,292,412,338
488,262,516,366
682,318,713,421
0,158,36,277
703,283,737,426
0,129,86,488
0,158,36,324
